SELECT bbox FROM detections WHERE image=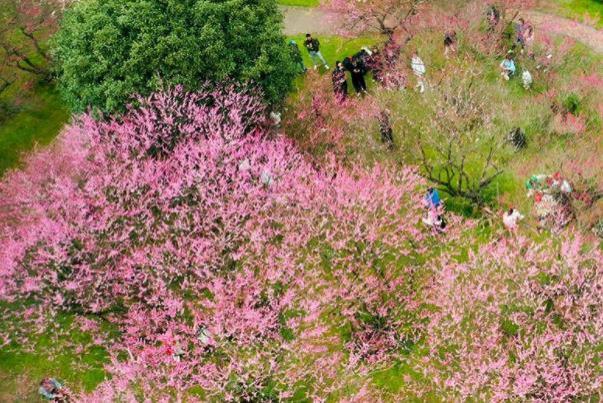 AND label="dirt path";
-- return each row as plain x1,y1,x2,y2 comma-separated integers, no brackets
280,6,603,54
525,10,603,54
280,5,341,36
